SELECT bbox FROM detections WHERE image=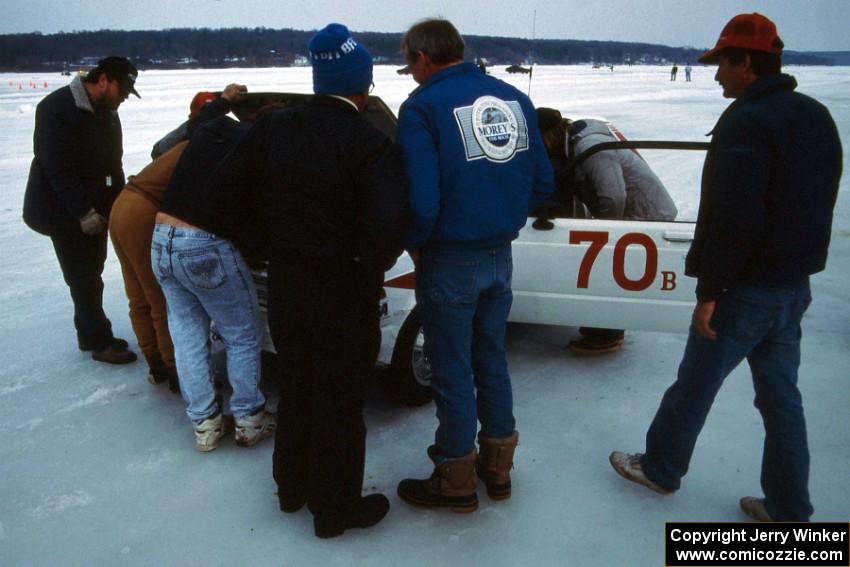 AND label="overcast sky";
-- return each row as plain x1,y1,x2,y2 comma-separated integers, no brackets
1,0,848,52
